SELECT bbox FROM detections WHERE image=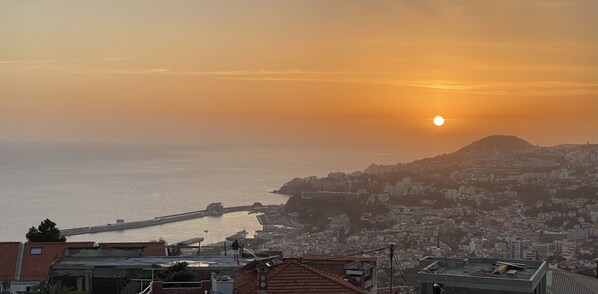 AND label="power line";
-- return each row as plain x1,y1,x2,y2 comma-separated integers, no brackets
298,245,391,265
393,258,409,285
392,255,405,282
